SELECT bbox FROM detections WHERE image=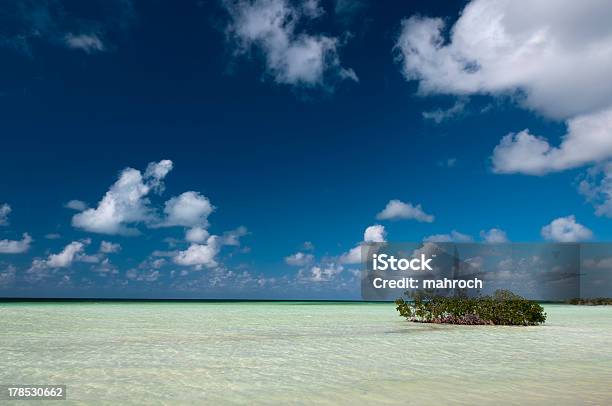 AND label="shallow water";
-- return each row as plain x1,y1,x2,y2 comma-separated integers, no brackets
1,302,611,405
